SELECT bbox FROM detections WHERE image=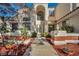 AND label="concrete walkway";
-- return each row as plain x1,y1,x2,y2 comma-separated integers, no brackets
30,39,58,56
